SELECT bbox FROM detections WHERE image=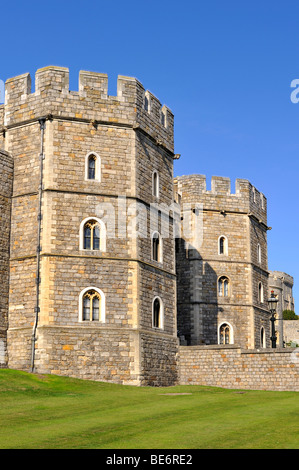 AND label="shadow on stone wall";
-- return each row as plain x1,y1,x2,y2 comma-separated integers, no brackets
175,238,218,346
